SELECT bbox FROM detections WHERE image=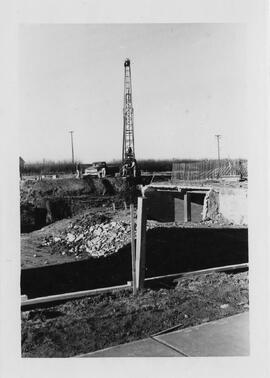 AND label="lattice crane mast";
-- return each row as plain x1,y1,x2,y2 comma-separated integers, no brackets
121,58,139,177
